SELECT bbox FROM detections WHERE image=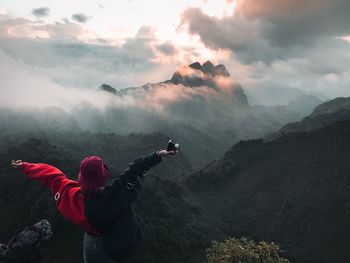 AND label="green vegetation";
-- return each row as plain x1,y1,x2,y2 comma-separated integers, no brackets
207,237,289,263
